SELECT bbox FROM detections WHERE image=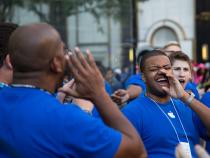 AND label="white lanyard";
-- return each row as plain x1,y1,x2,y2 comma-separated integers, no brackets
11,84,53,96
147,96,190,144
0,82,8,88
